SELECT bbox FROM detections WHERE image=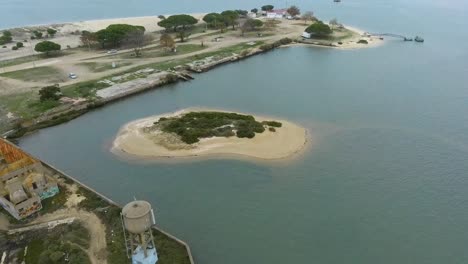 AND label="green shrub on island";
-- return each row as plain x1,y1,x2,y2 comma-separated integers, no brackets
262,121,282,127
151,111,282,144
357,39,368,44
16,42,23,48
